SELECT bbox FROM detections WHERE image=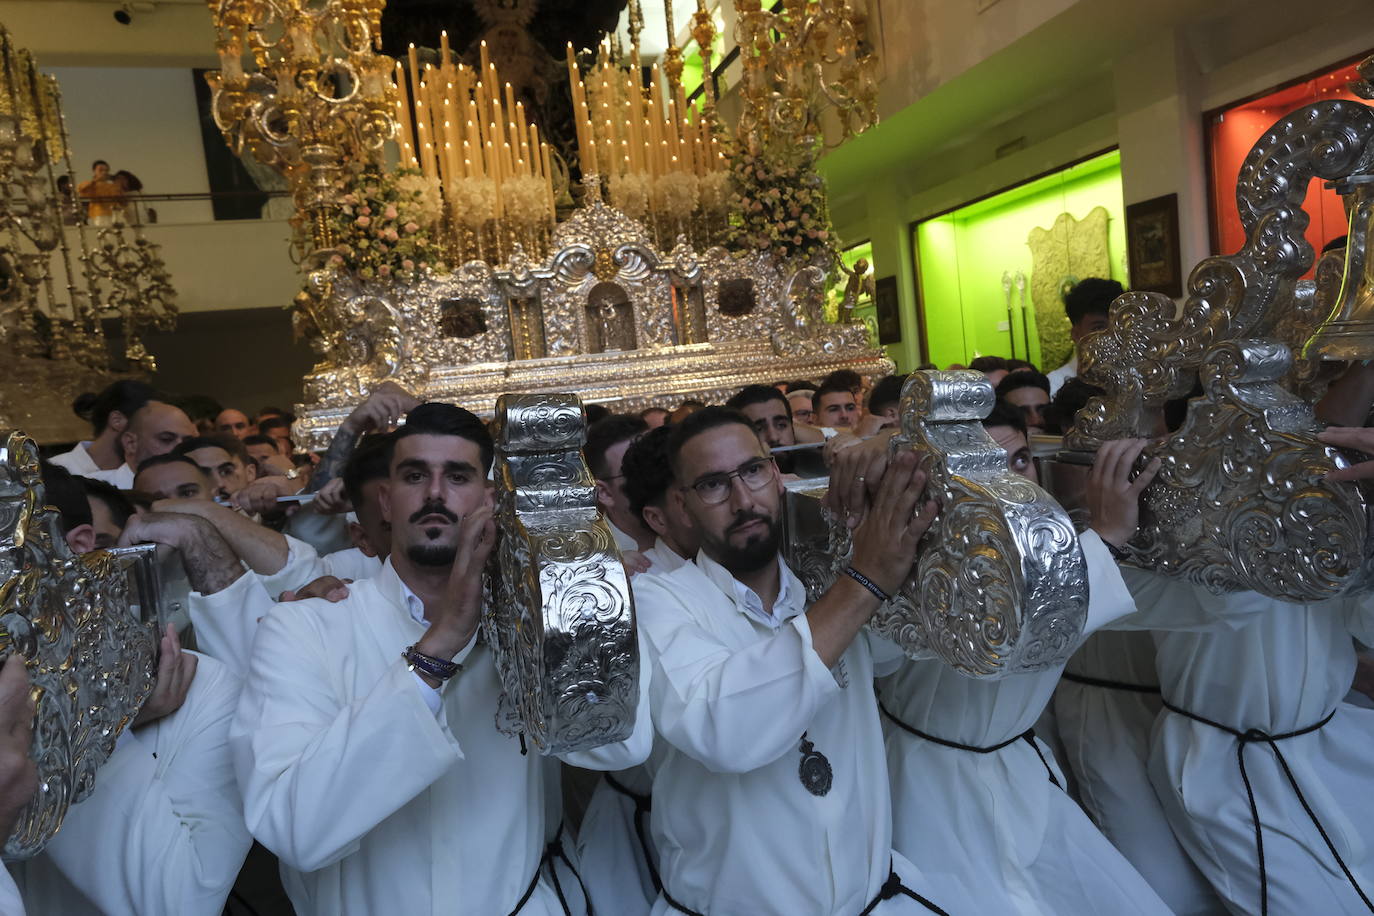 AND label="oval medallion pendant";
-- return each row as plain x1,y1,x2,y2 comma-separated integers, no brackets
798,733,833,797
